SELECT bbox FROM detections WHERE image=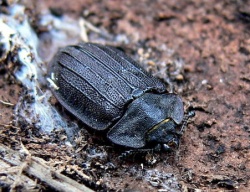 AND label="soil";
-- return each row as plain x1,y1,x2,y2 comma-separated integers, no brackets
0,0,249,191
